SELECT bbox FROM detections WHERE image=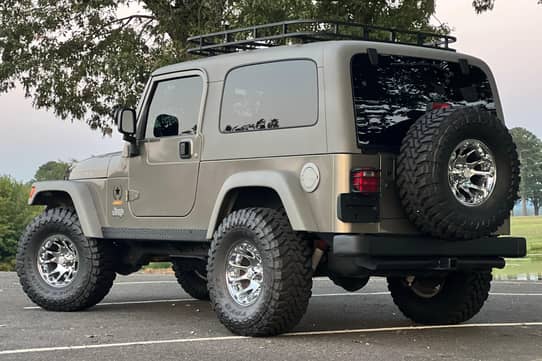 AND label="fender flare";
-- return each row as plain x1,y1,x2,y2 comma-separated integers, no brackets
29,181,104,238
206,171,318,239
